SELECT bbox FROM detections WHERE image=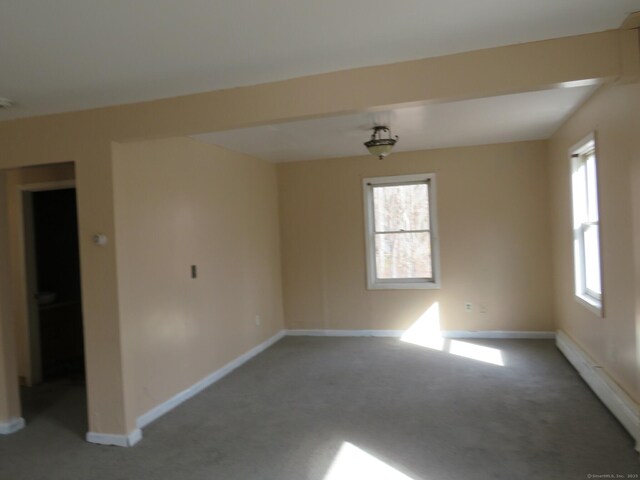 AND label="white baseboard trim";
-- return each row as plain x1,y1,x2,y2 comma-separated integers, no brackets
556,330,640,451
136,330,286,429
285,329,555,339
286,329,403,337
442,330,556,339
0,417,25,435
86,428,142,447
